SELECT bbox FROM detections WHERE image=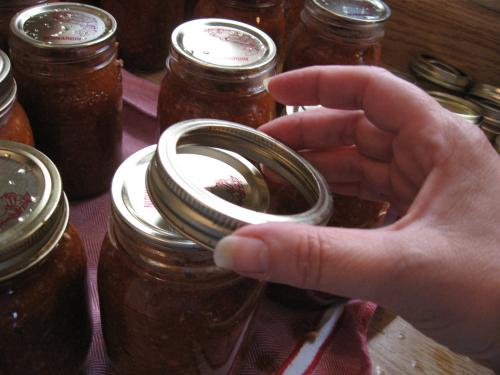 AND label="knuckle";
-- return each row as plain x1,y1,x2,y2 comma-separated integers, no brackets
294,229,330,290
